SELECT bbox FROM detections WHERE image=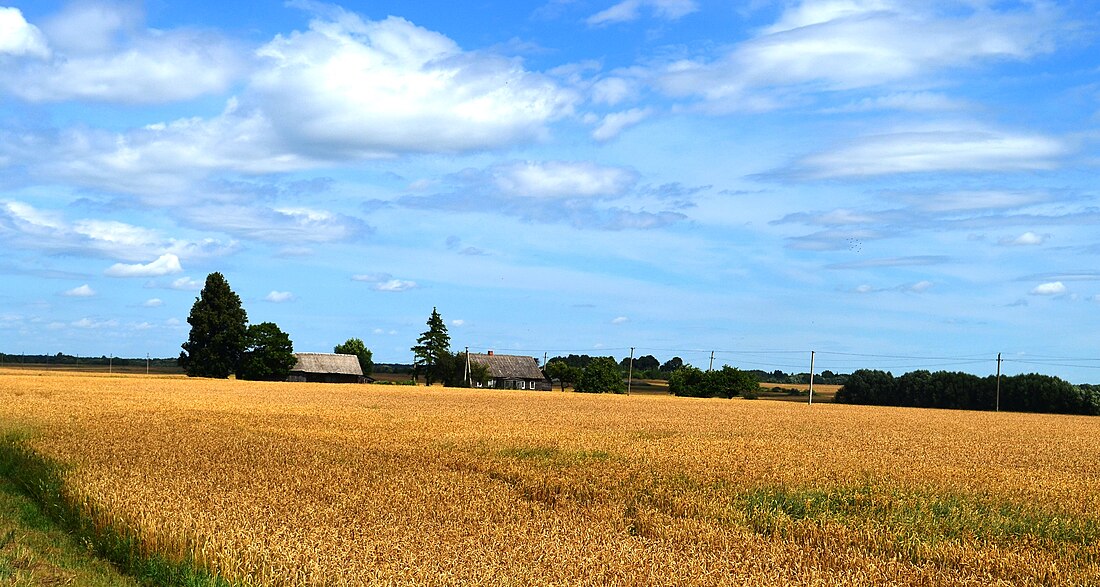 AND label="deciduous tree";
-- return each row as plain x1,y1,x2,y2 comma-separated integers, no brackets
334,338,374,377
238,322,296,381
